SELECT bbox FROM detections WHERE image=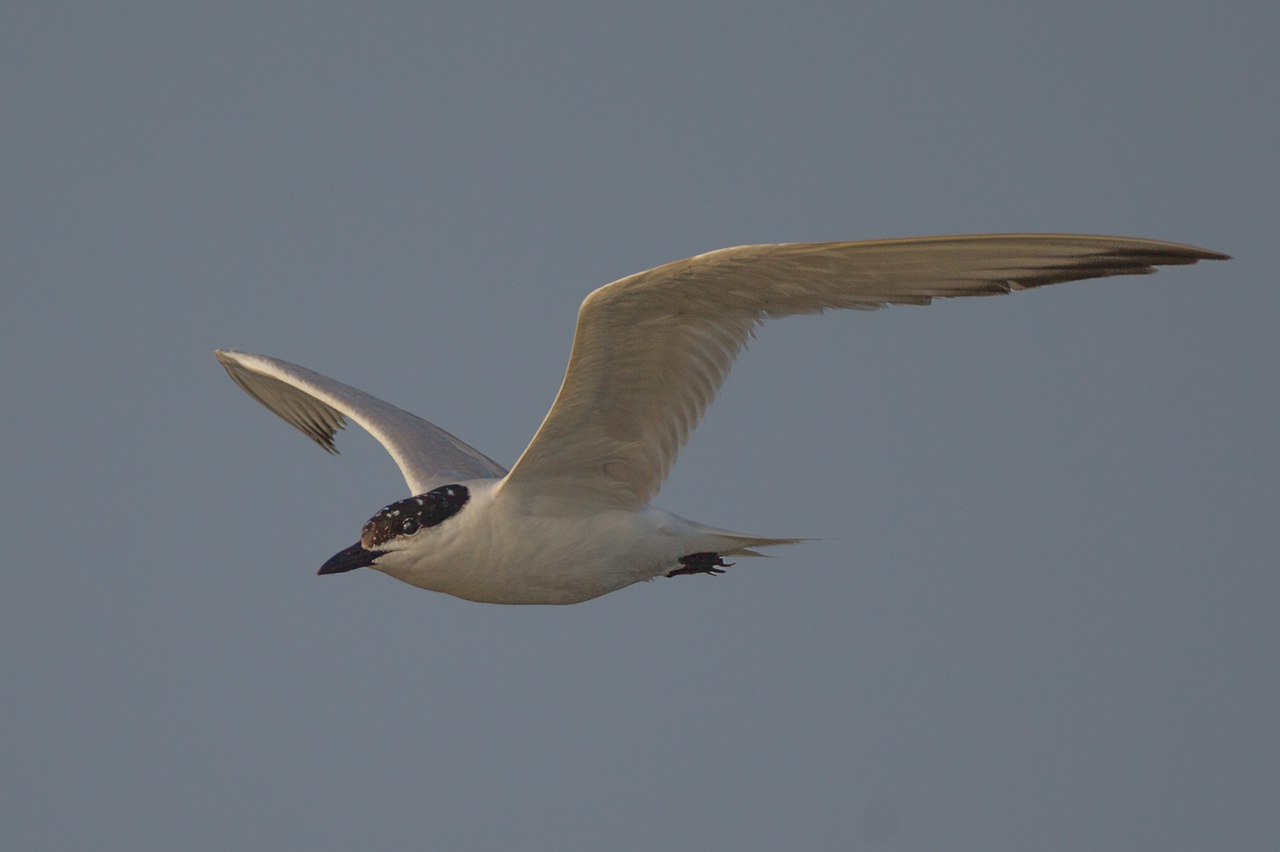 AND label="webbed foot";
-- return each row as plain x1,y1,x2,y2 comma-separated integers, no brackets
666,552,733,578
